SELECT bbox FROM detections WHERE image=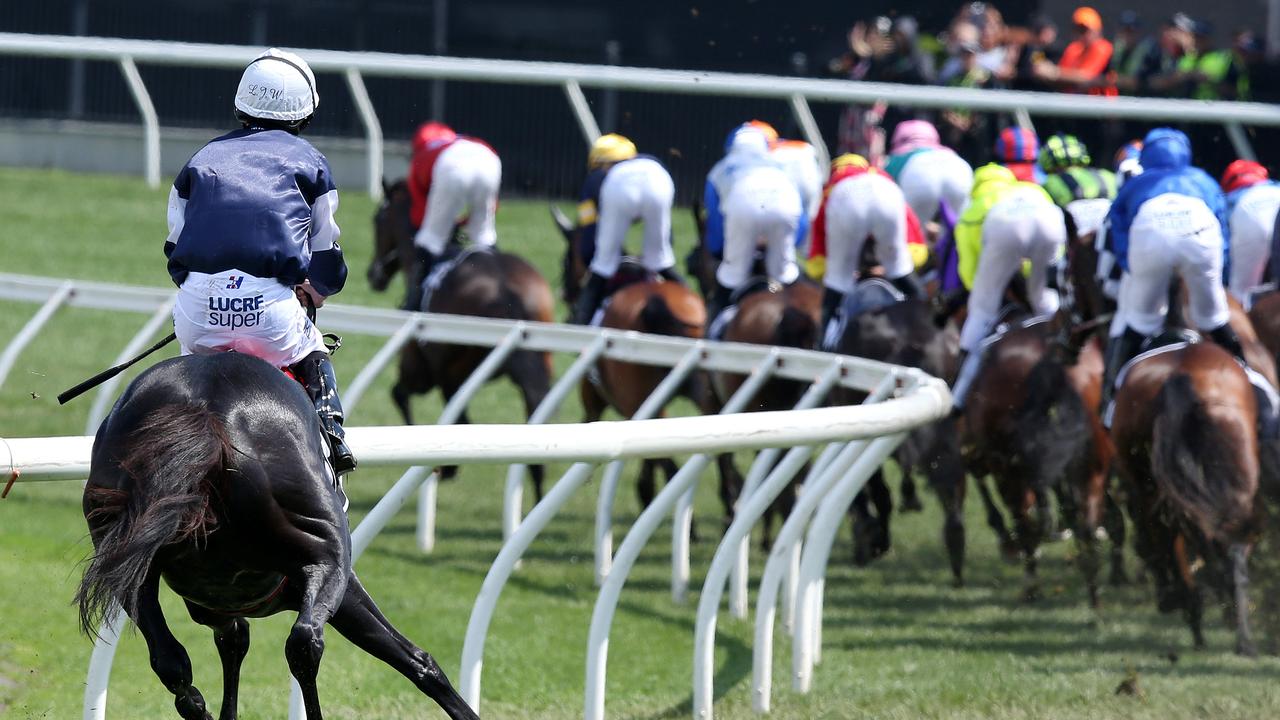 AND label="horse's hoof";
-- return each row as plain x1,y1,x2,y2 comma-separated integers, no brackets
951,576,965,589
1022,585,1042,603
900,496,924,513
437,464,460,480
1000,541,1021,565
1109,567,1130,587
